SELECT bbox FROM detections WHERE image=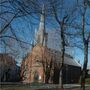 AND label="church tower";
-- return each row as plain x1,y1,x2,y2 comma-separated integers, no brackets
35,6,45,45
